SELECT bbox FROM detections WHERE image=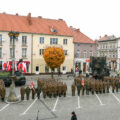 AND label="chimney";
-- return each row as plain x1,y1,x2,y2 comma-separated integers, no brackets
76,29,80,32
58,18,63,21
3,12,6,14
38,16,42,18
16,13,19,16
104,34,107,37
27,13,32,25
99,36,101,38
